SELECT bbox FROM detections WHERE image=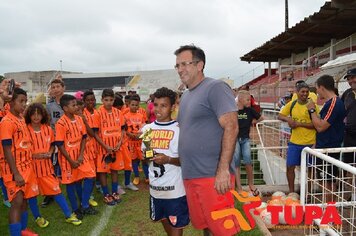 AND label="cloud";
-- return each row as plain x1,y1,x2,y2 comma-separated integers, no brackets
0,0,326,86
